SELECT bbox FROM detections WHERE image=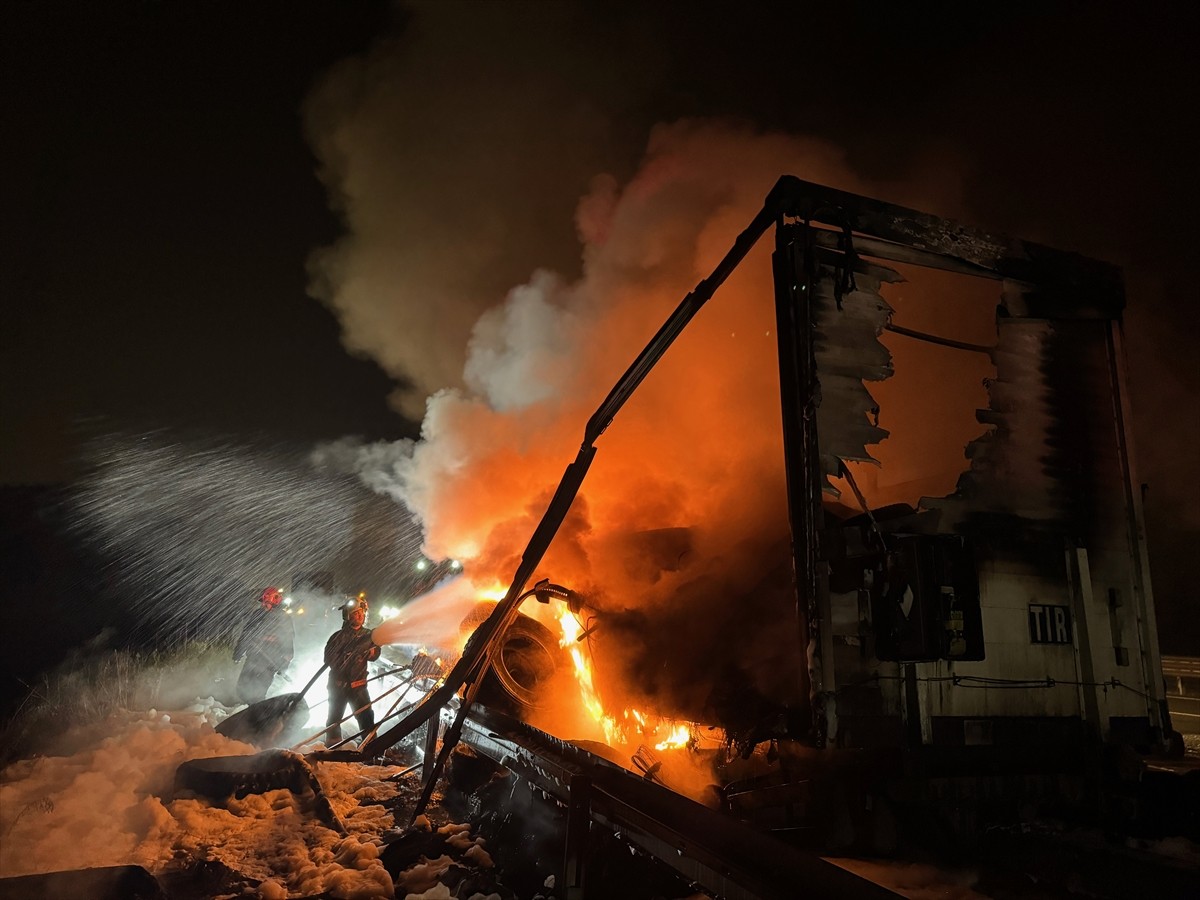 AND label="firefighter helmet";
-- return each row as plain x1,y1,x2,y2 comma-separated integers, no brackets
261,587,284,610
342,592,368,623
